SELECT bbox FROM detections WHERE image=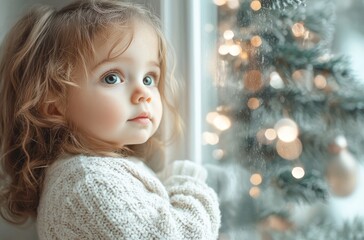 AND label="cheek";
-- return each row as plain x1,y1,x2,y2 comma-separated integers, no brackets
152,93,163,123
69,90,125,131
94,99,124,129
